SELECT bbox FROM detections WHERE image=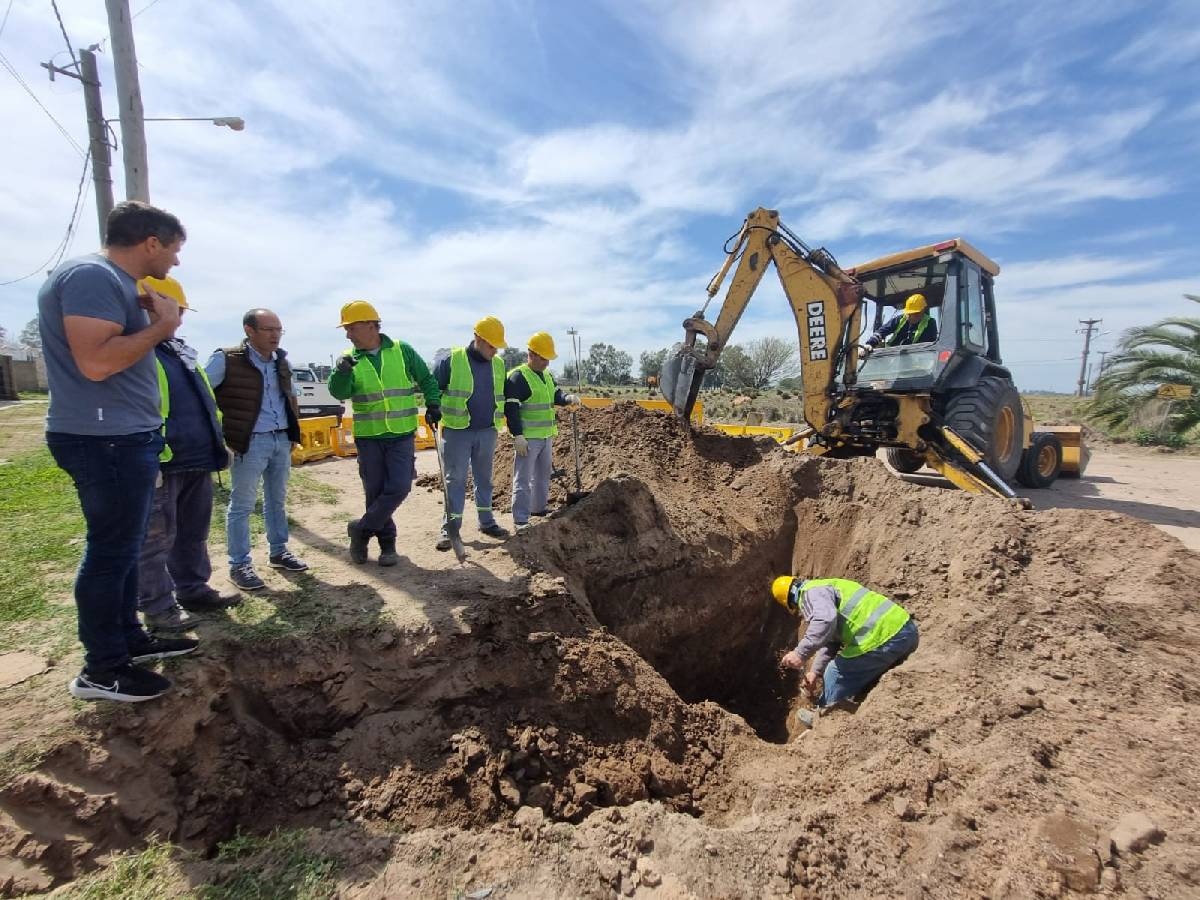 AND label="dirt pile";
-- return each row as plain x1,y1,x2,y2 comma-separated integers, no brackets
4,402,1200,897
